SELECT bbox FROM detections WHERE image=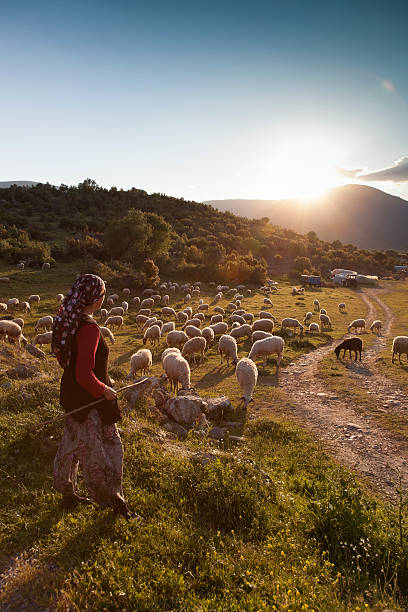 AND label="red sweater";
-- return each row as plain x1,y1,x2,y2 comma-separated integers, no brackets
75,324,106,398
